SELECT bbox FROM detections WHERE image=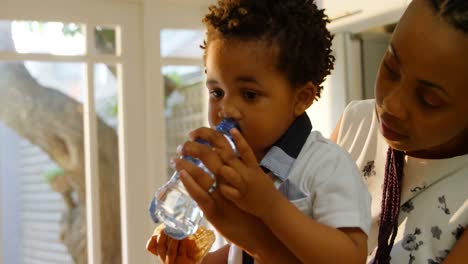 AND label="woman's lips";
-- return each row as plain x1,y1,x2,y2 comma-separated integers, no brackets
380,119,408,141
